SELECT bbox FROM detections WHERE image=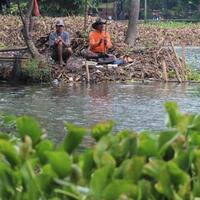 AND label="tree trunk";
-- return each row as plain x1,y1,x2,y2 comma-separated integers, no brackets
125,0,140,47
17,0,45,62
198,3,200,14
